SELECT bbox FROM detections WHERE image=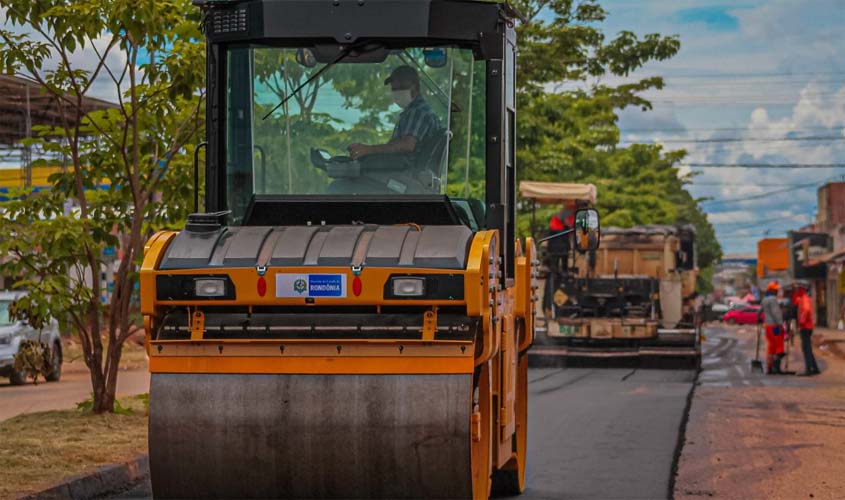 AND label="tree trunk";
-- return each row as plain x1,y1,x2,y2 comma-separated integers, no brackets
90,358,112,413
102,338,123,412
